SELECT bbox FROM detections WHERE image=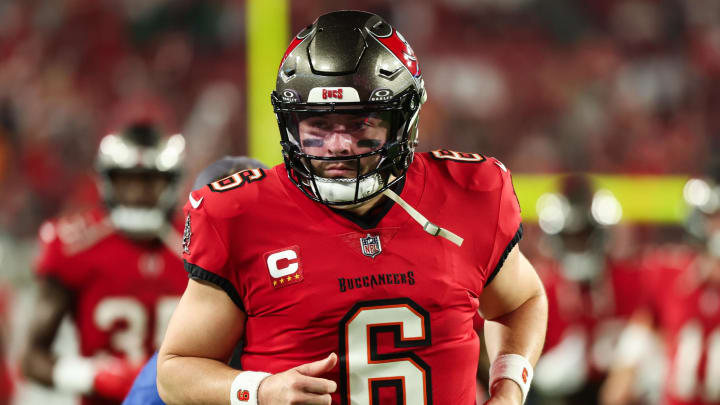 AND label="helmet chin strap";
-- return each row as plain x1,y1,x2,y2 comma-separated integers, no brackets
109,206,166,238
311,172,463,247
312,173,383,203
382,188,464,247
